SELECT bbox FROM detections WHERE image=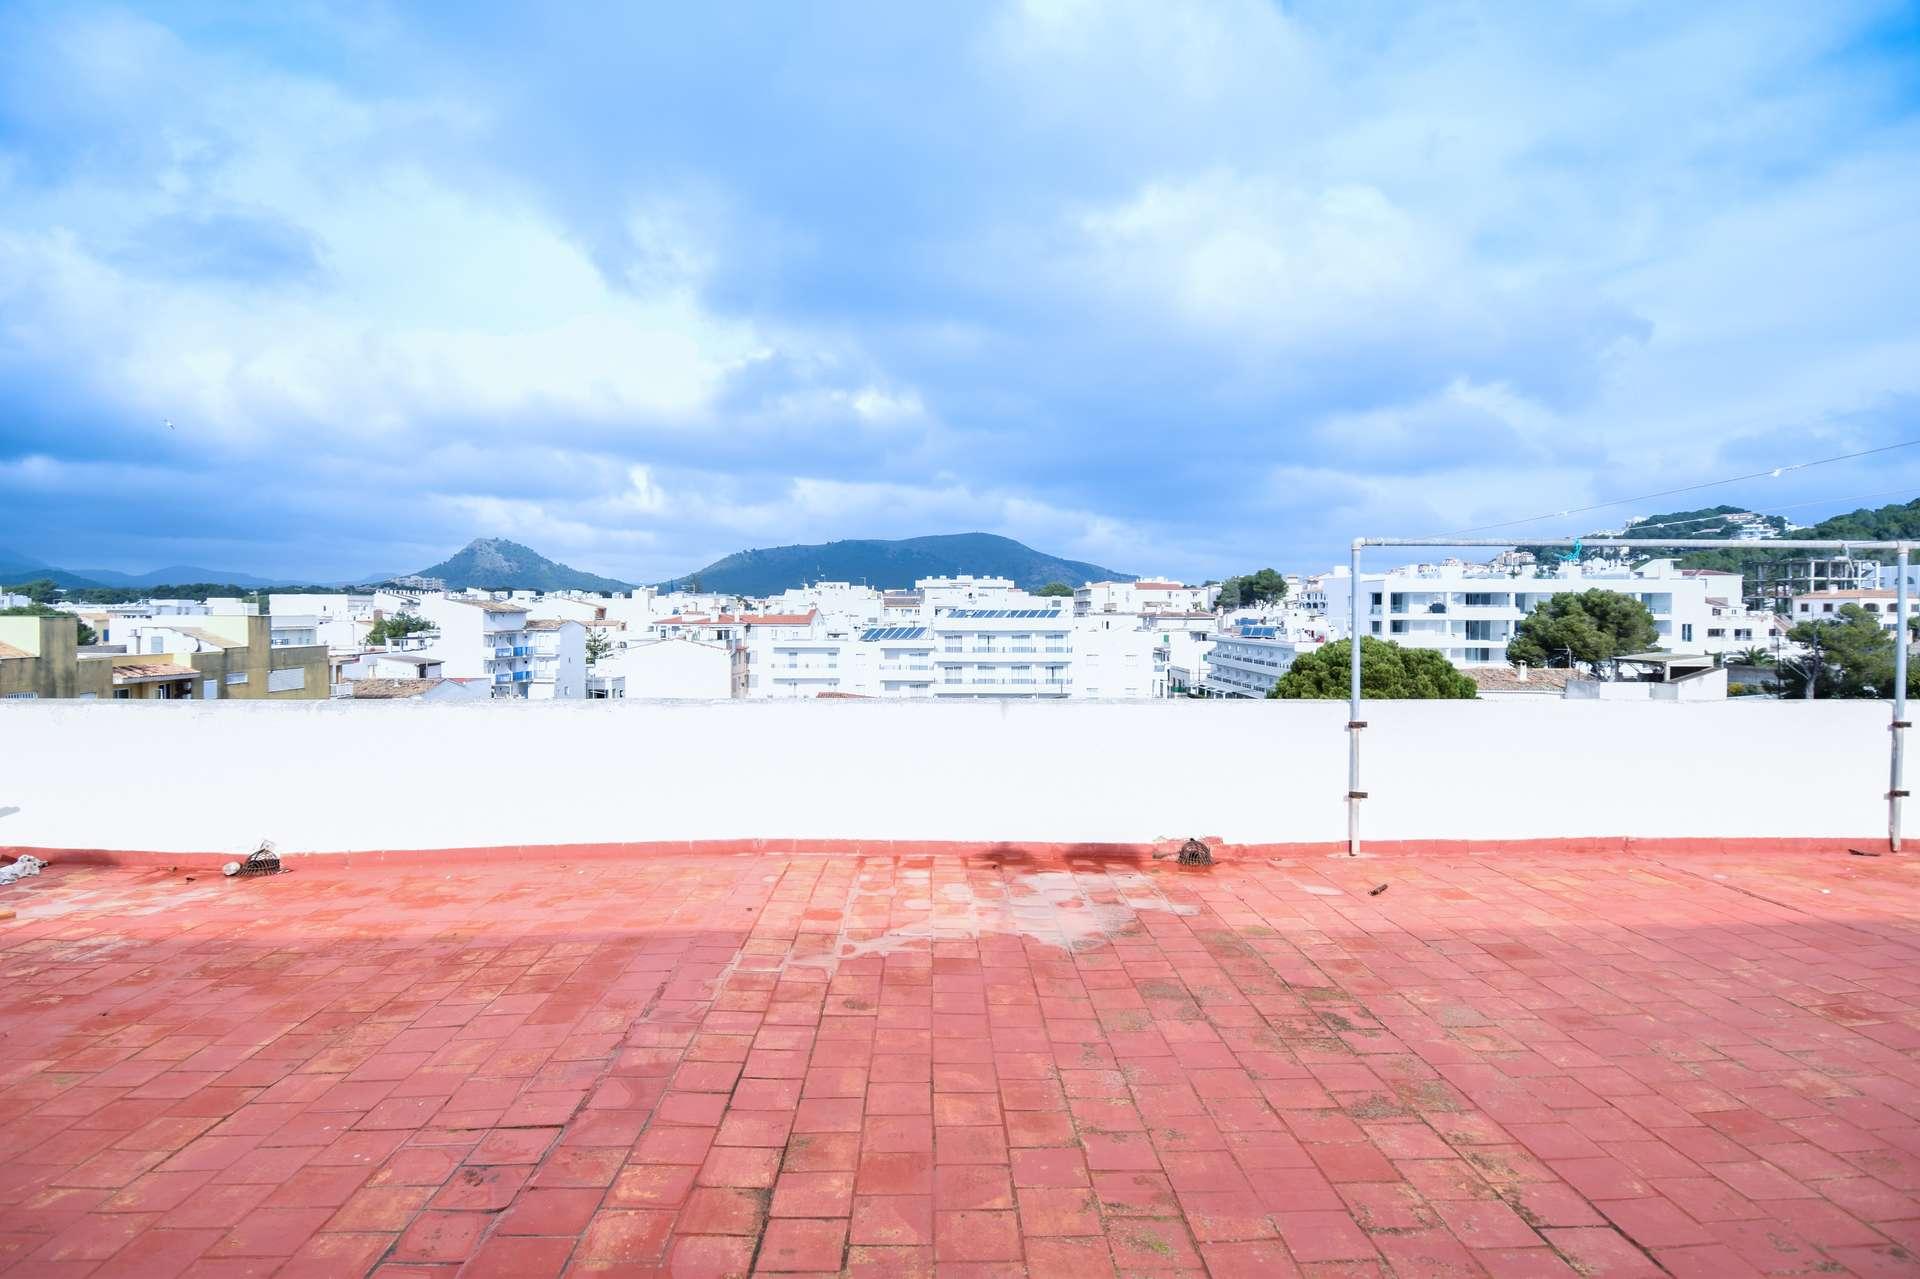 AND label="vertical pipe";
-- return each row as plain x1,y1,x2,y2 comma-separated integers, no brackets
1348,539,1364,857
1894,544,1909,852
